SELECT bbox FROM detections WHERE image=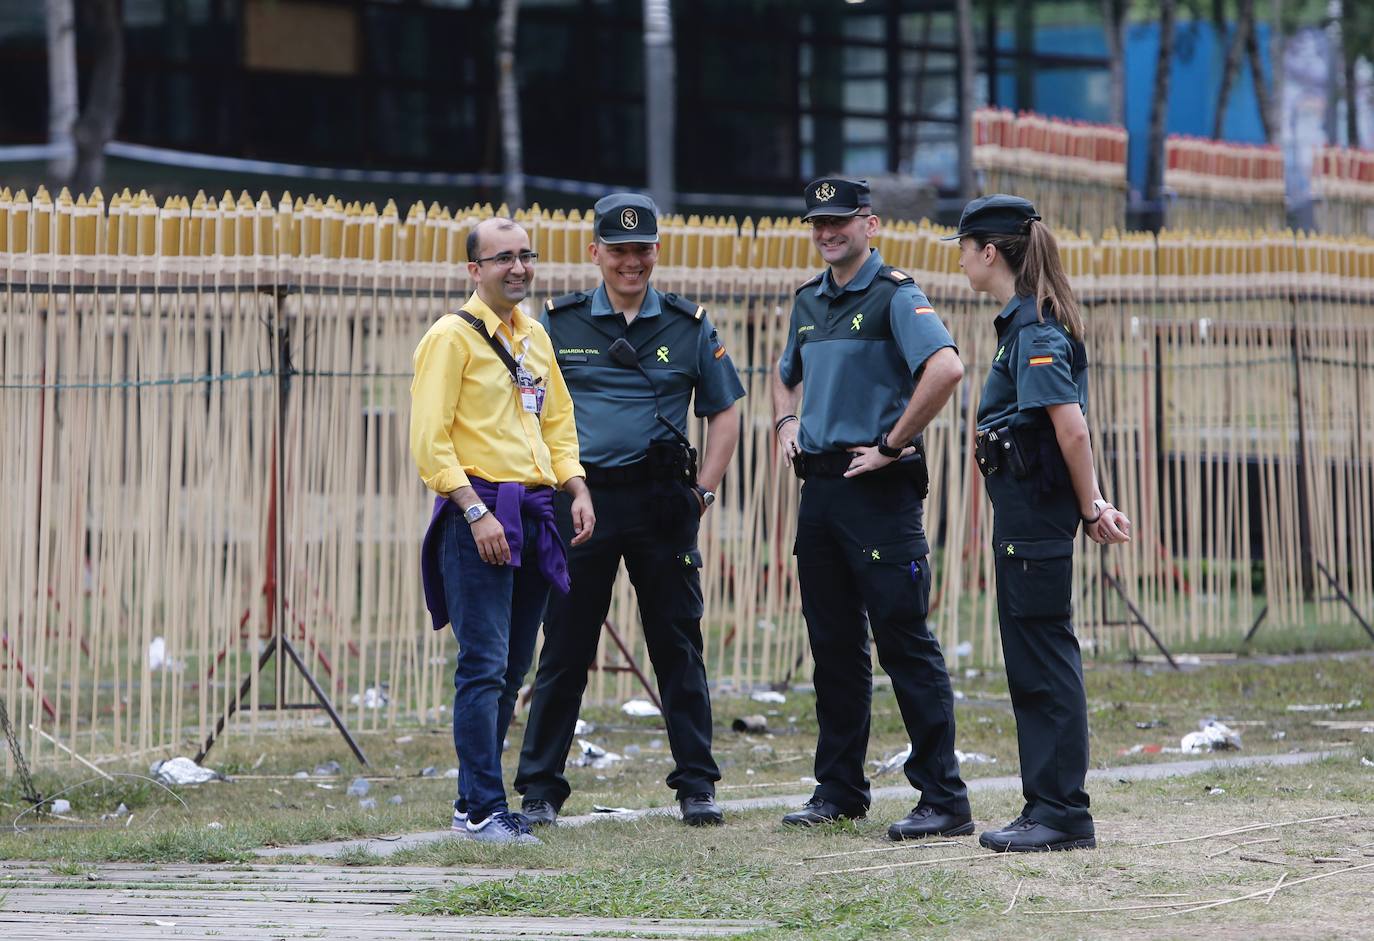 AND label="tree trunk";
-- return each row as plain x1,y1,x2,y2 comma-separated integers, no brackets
1340,0,1361,148
71,0,123,196
1343,48,1359,146
1014,0,1034,110
44,0,78,184
1243,0,1274,142
1144,0,1177,231
643,0,676,213
1213,2,1248,139
496,0,525,210
1269,0,1285,146
1102,0,1128,128
956,0,977,201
